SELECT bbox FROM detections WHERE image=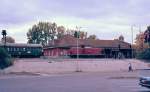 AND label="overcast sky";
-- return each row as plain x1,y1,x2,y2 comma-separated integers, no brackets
0,0,150,43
